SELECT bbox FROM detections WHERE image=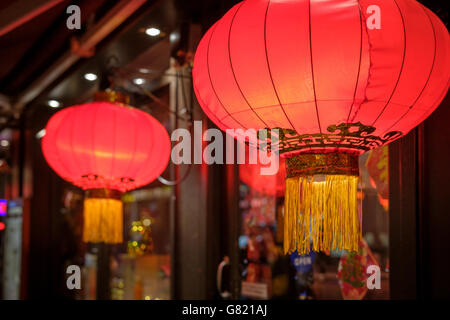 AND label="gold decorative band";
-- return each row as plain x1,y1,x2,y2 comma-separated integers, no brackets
94,90,130,105
285,153,359,178
257,122,402,154
85,188,123,200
